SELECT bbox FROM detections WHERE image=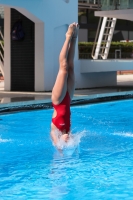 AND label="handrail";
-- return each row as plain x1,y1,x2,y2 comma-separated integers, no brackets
0,30,4,41
91,17,102,59
0,29,4,77
0,60,4,76
0,51,4,61
0,41,4,51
